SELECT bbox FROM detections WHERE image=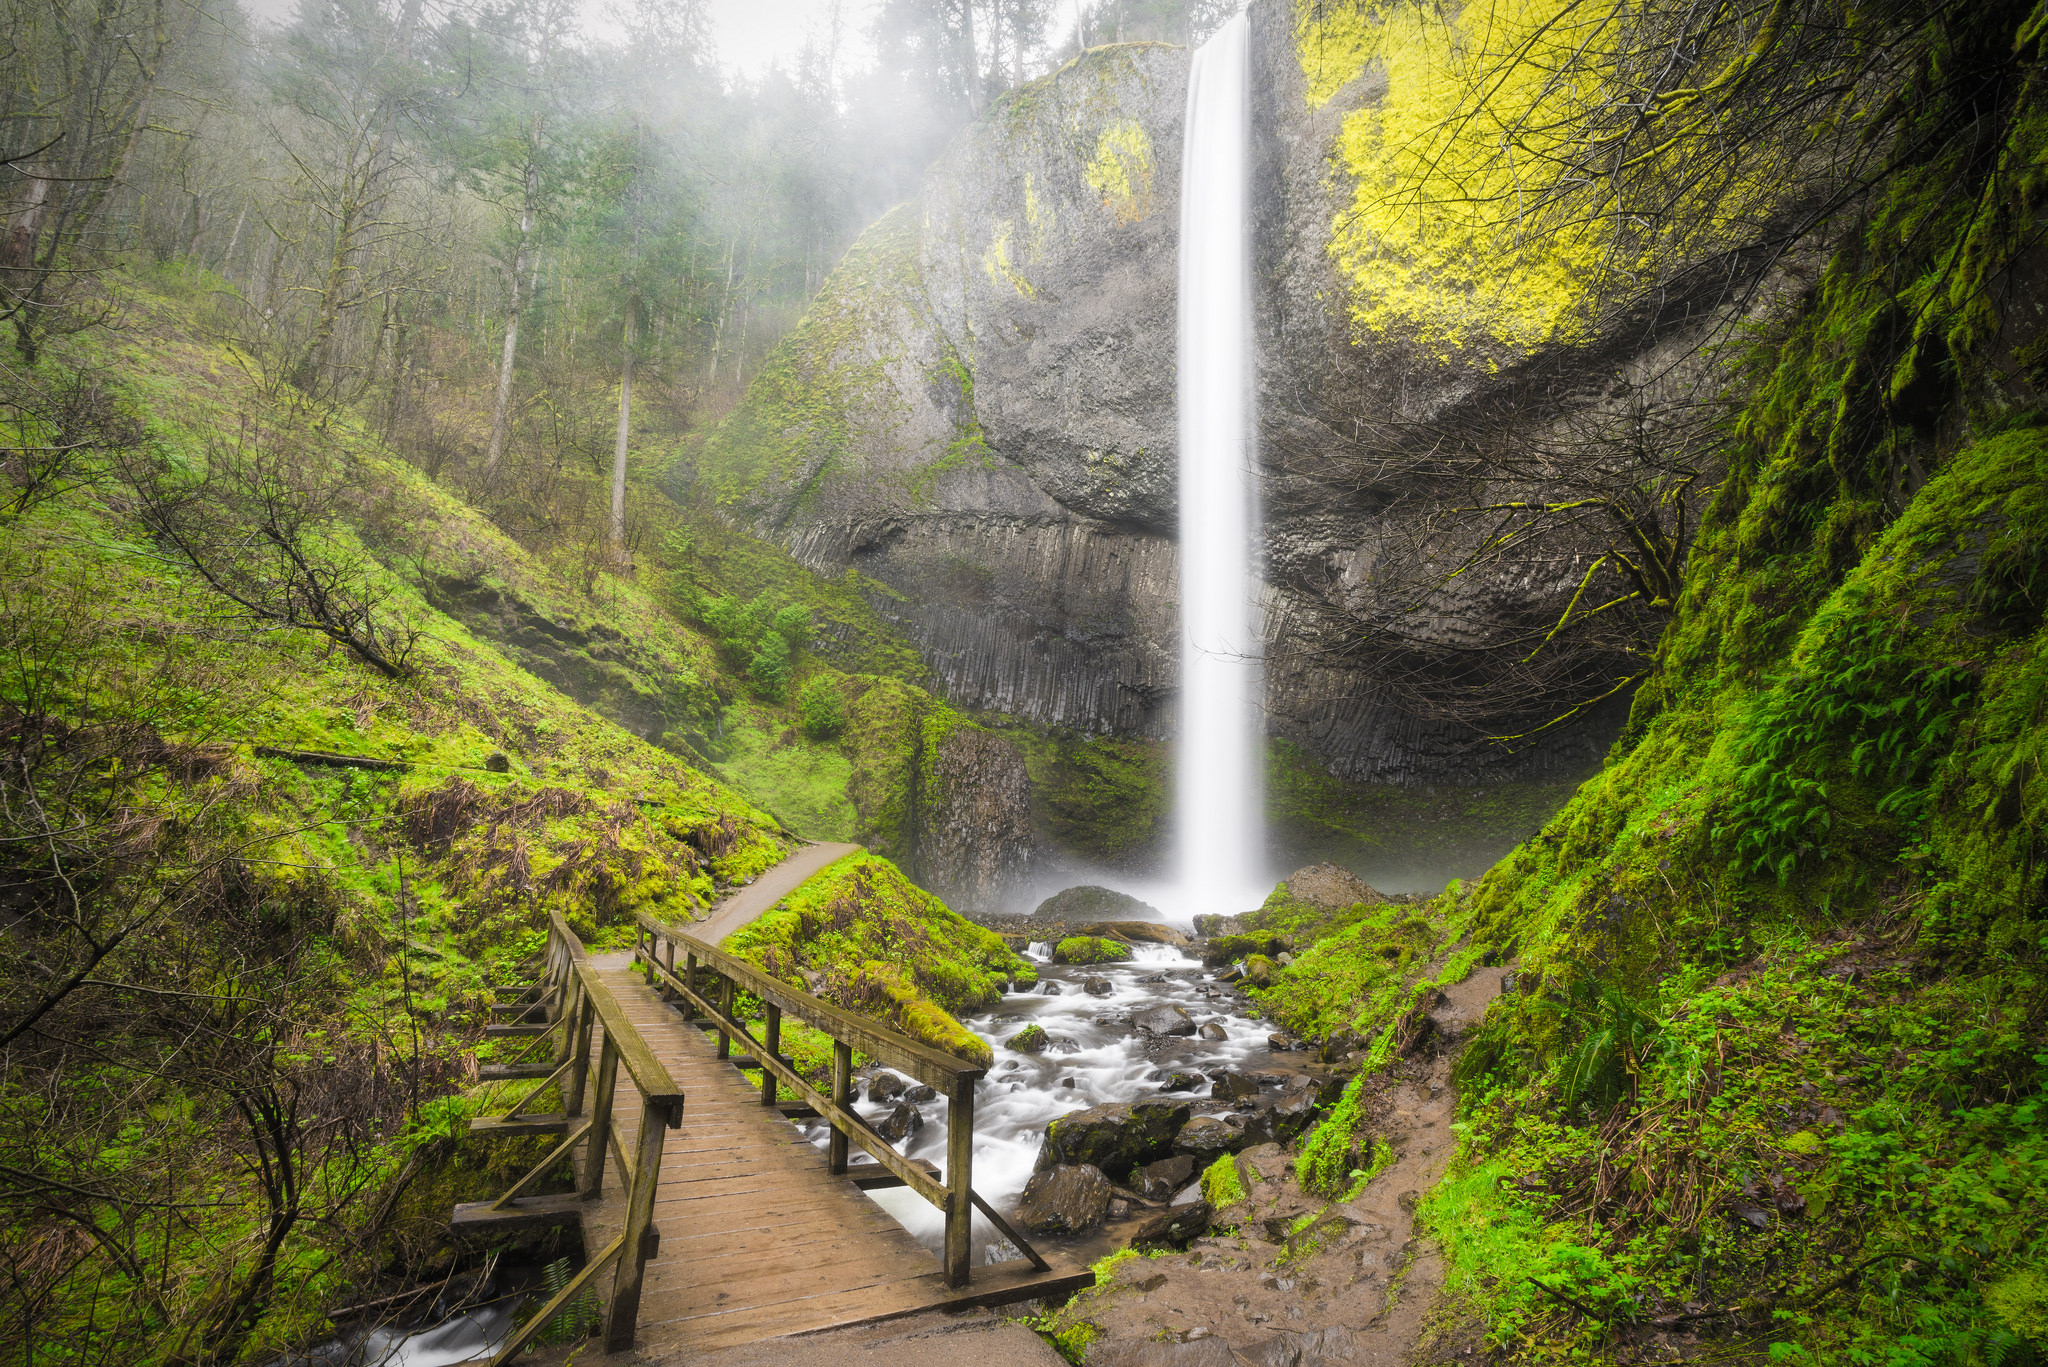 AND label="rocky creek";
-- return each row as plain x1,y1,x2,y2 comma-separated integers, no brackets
806,940,1331,1266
